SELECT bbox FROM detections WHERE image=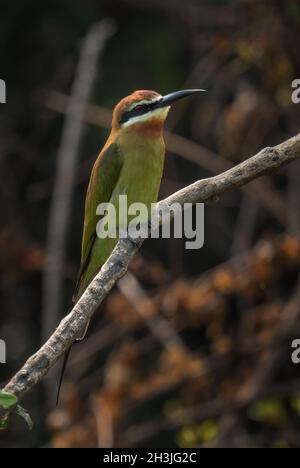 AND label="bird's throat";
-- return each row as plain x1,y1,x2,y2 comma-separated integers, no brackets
128,116,165,138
